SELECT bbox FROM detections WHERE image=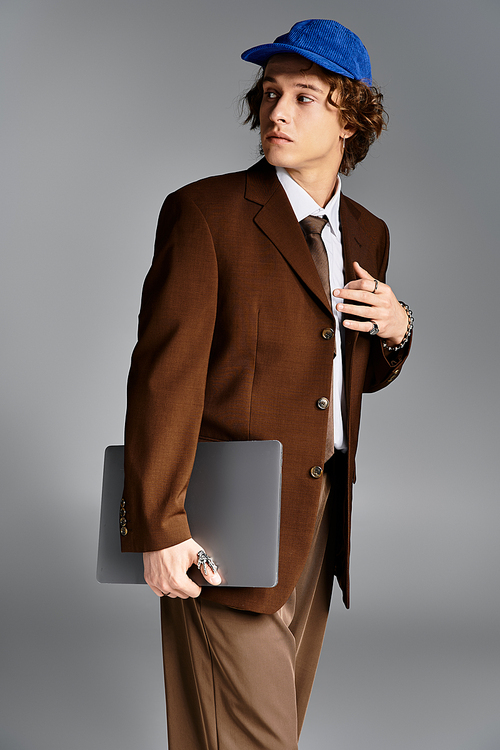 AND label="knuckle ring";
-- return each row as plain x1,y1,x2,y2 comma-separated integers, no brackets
369,322,379,336
197,549,218,576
